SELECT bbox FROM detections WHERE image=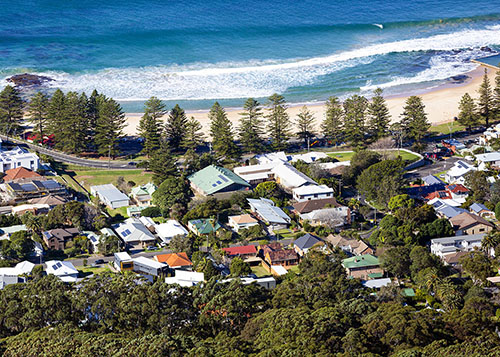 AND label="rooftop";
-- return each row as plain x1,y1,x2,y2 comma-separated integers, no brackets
155,252,192,267
292,197,341,214
342,254,380,269
188,165,250,195
431,233,486,245
294,233,322,250
449,212,494,230
3,167,41,182
247,198,291,225
188,218,221,234
91,184,129,202
229,214,258,225
271,163,317,188
292,184,333,196
223,245,257,256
